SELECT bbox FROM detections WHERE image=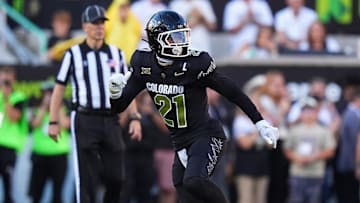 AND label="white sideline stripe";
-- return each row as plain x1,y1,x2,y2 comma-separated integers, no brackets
71,111,81,203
